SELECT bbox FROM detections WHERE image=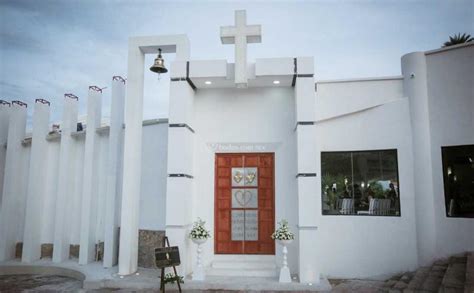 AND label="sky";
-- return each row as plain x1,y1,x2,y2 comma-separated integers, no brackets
0,0,472,128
